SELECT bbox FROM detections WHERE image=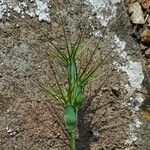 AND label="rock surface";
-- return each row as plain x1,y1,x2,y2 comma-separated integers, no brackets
0,0,149,150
